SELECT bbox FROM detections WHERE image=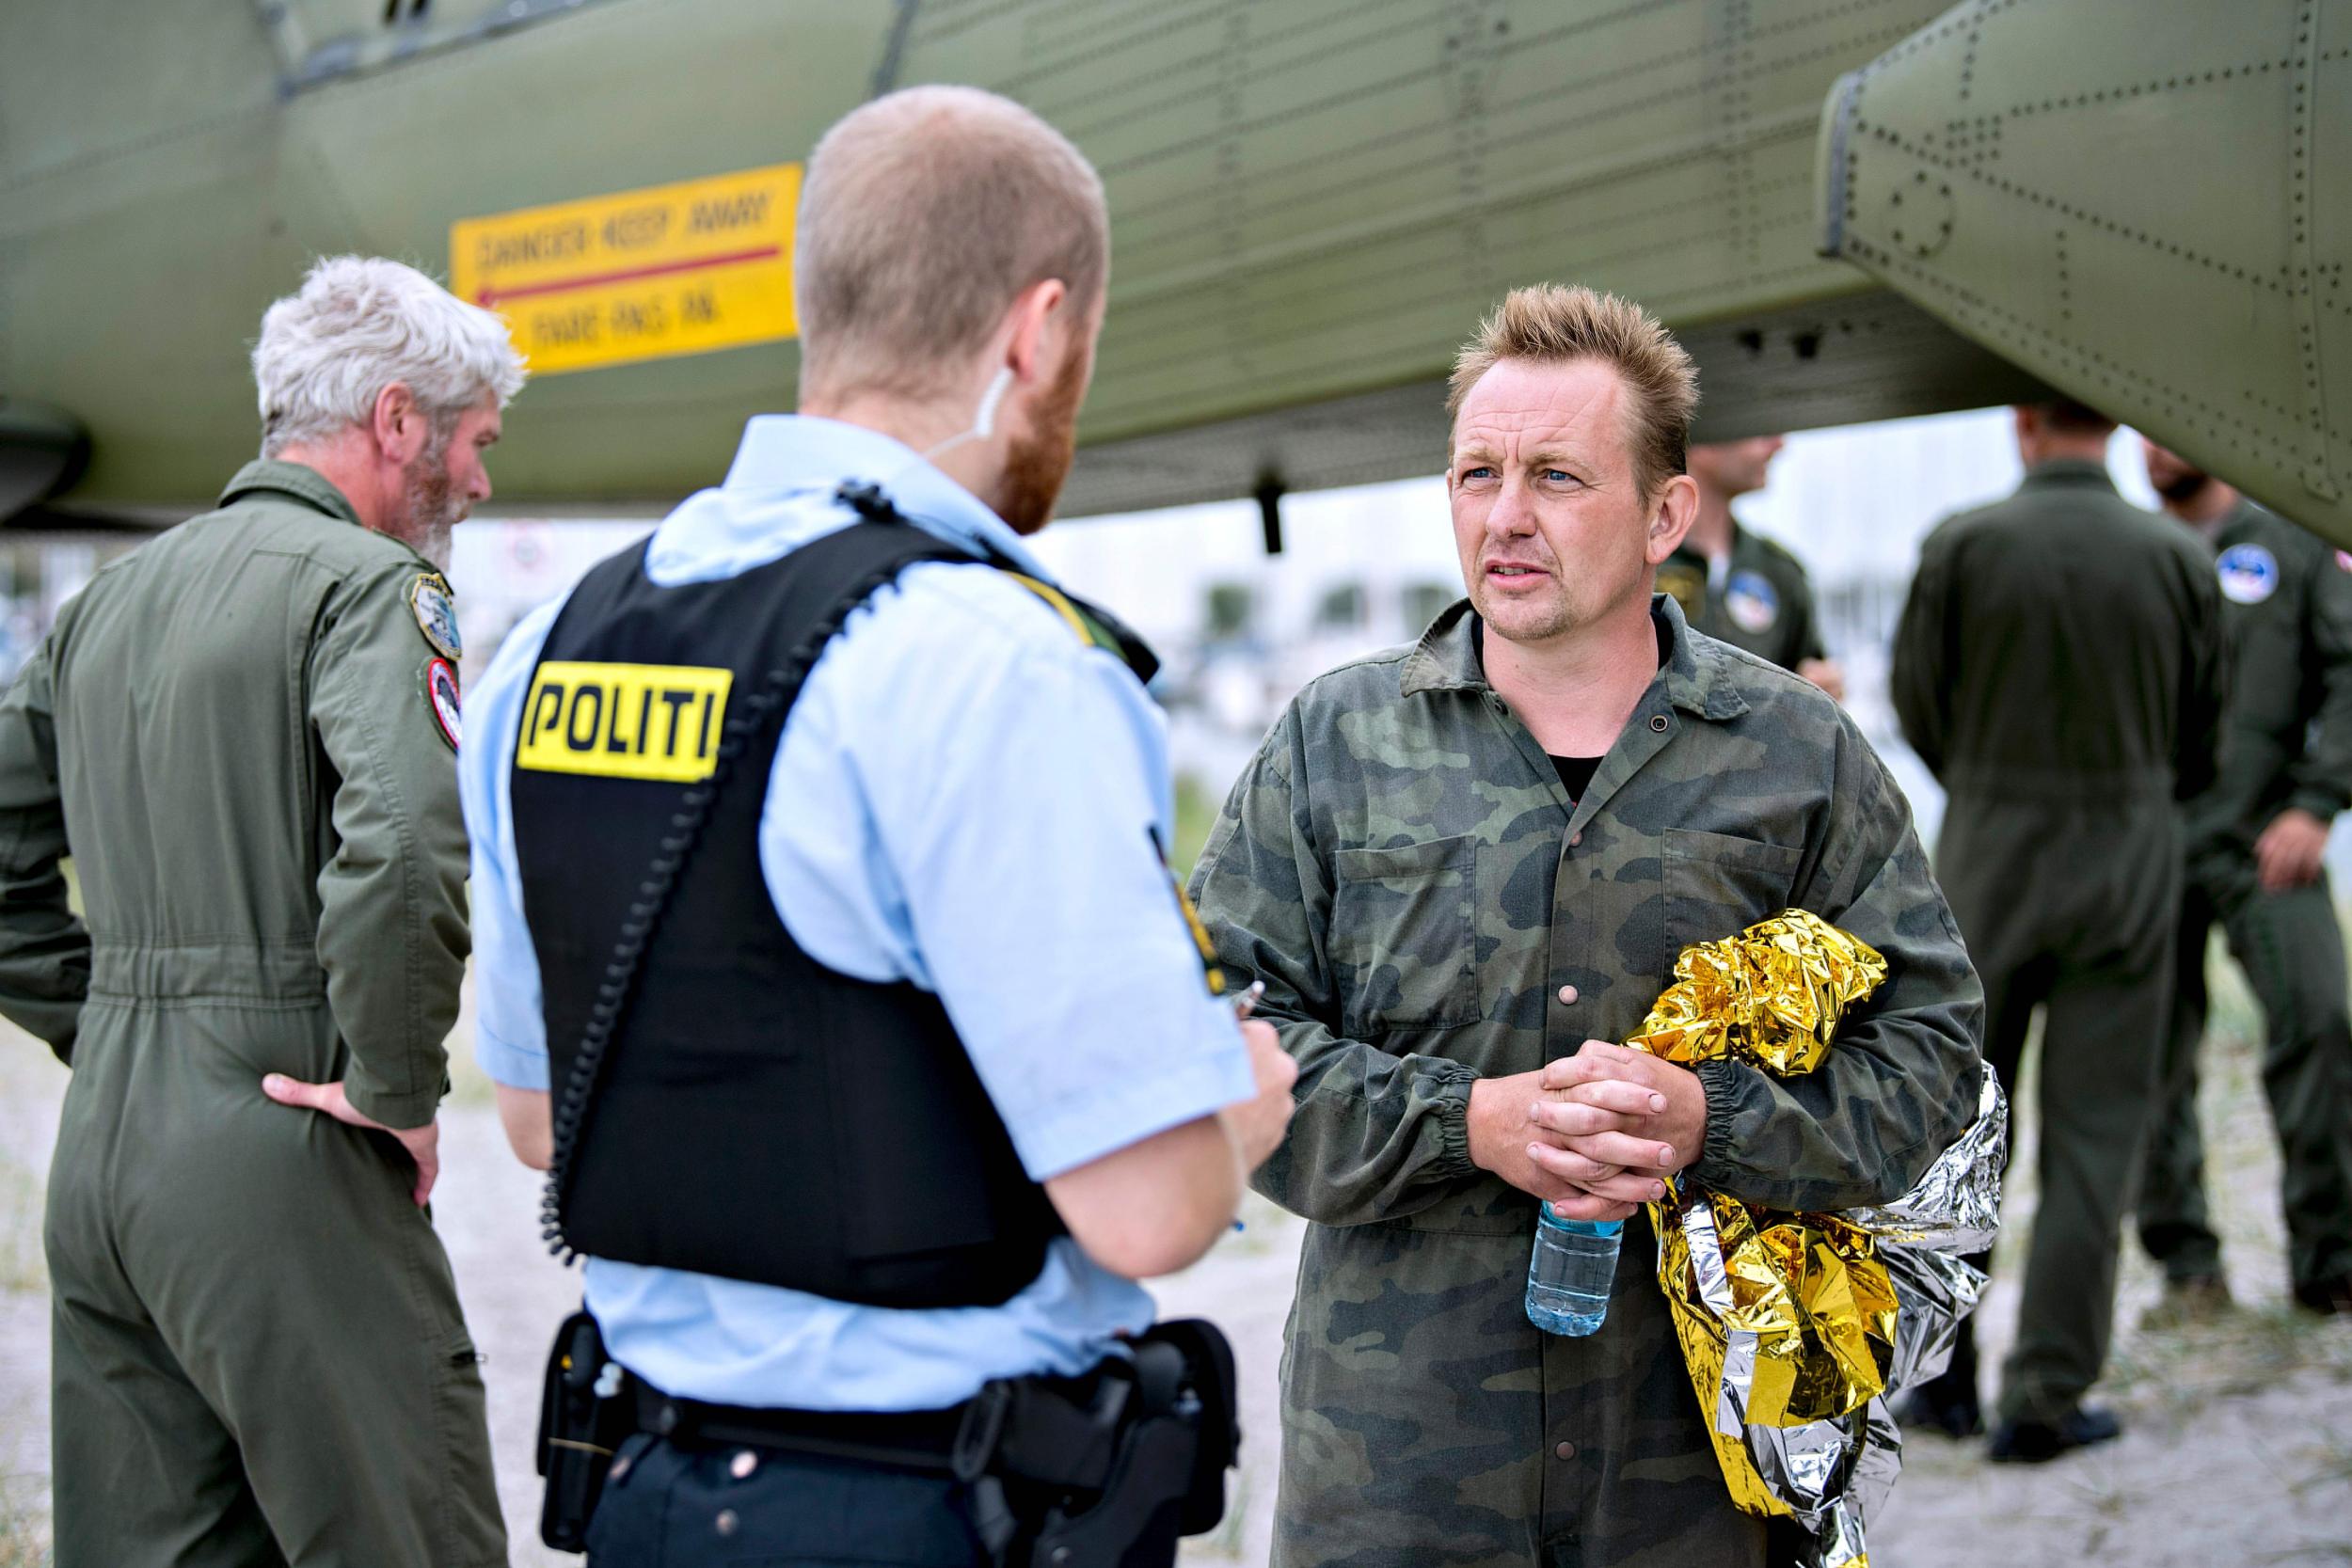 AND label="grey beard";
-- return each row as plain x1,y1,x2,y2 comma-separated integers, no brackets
390,436,459,571
2154,471,2216,508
